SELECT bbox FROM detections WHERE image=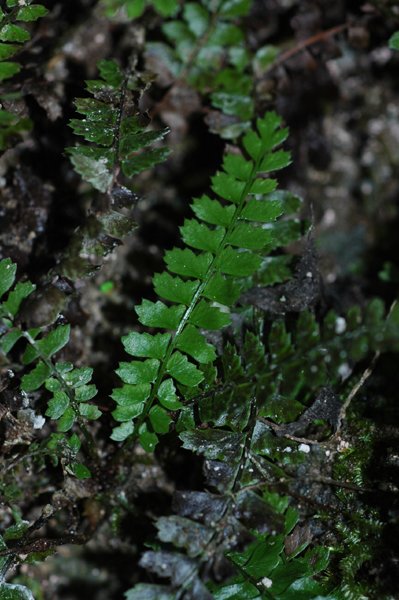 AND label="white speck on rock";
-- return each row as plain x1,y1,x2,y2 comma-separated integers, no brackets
18,408,46,430
298,443,310,453
32,414,46,429
338,439,350,452
335,317,347,334
338,362,351,380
